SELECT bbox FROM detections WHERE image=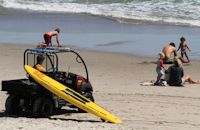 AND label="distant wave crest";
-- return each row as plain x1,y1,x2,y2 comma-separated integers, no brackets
1,0,200,26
